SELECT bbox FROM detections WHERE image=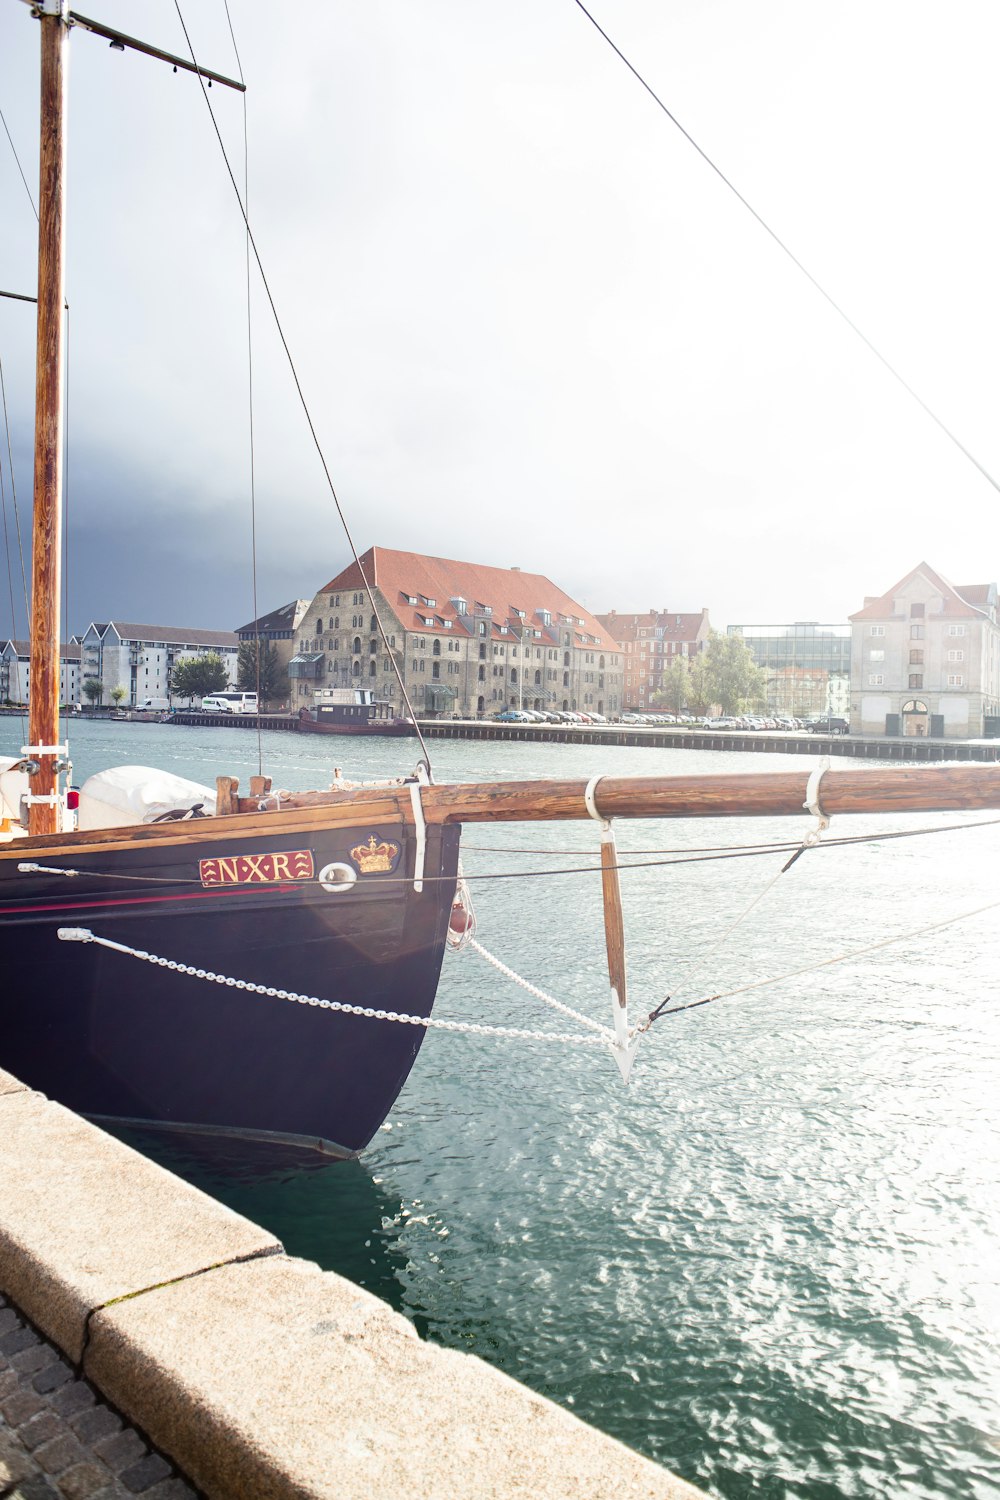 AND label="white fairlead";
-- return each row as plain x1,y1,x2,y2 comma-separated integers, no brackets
802,756,832,847
583,772,610,835
408,762,430,893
